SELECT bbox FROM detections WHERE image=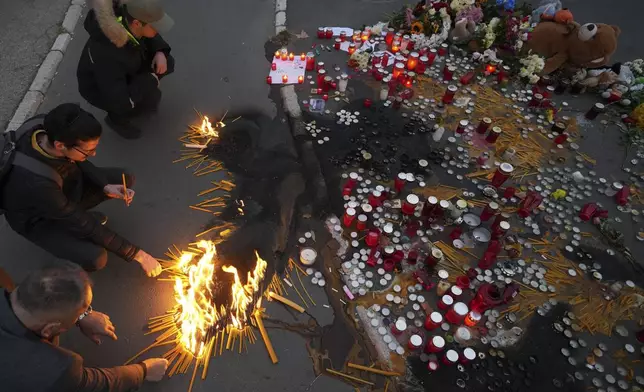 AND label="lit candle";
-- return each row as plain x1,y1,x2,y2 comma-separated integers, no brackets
391,40,400,53
288,52,294,61
404,77,412,88
282,74,288,83
280,52,288,61
406,52,419,70
300,53,306,61
274,51,280,59
361,30,370,42
348,43,356,54
298,75,304,84
392,63,405,80
485,63,496,75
